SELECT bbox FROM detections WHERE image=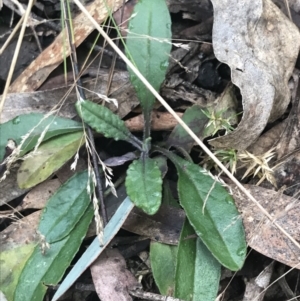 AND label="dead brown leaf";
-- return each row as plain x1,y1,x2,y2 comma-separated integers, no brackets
246,121,286,156
0,210,41,251
123,206,185,245
274,72,300,159
243,261,274,301
231,184,300,269
0,164,28,206
55,157,87,184
9,0,128,93
209,0,300,150
271,74,300,193
18,179,61,211
2,69,139,123
90,248,140,301
125,111,183,131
